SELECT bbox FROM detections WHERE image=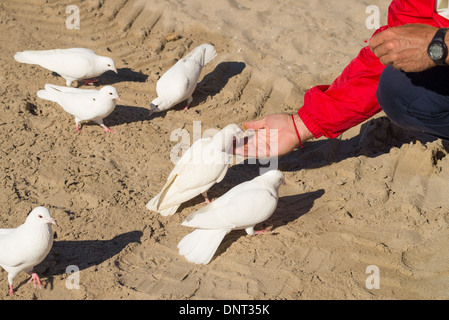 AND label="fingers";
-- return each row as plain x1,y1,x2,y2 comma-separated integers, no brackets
236,117,268,157
234,135,258,157
233,131,273,158
369,31,385,53
243,118,266,131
